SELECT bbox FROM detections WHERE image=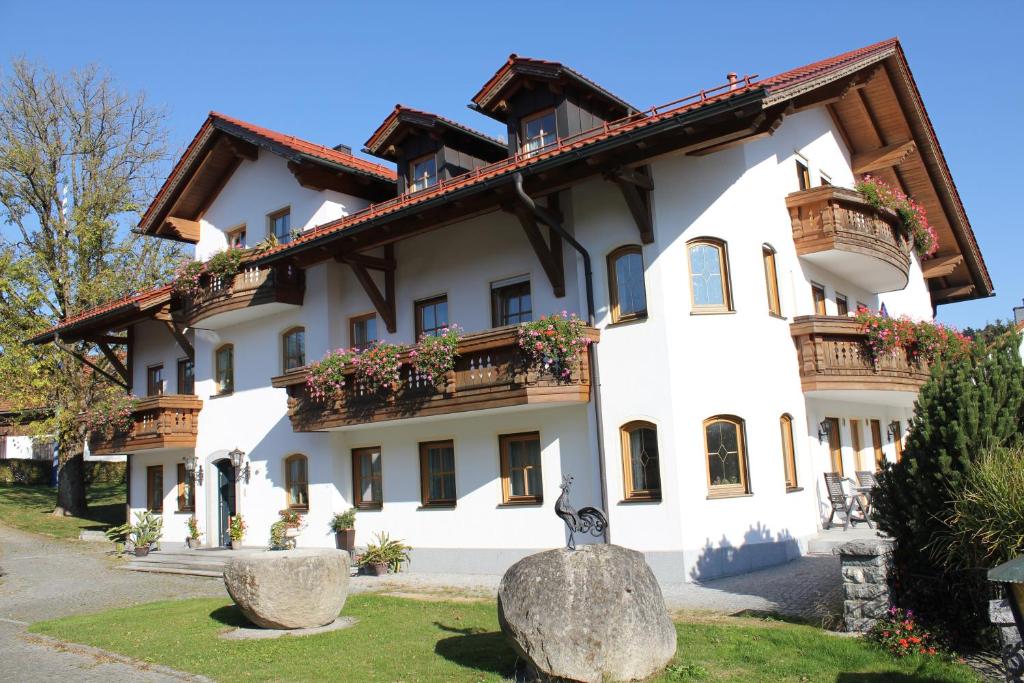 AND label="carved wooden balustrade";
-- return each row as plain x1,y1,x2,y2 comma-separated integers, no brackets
271,326,600,431
787,186,912,292
791,316,930,394
88,395,203,455
173,264,304,326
